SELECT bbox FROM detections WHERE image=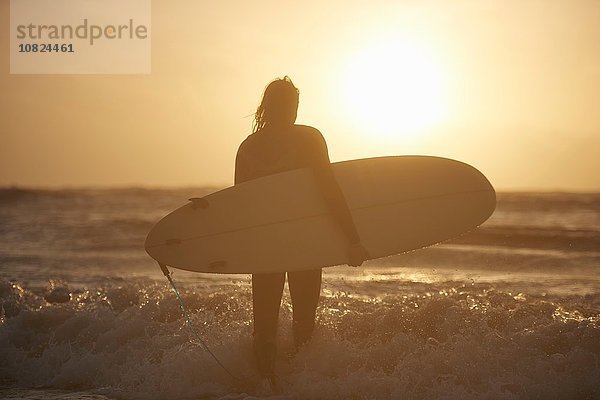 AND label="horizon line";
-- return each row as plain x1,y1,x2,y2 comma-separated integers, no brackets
1,183,599,195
